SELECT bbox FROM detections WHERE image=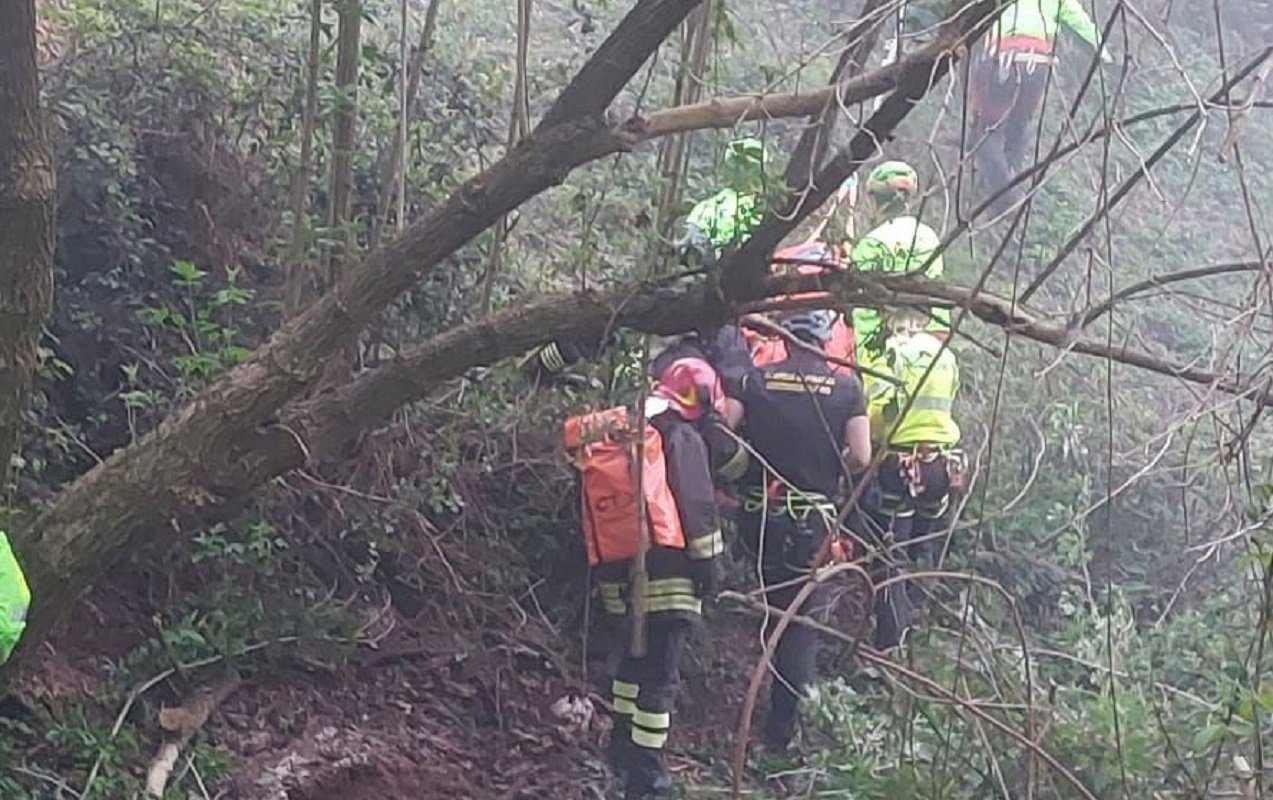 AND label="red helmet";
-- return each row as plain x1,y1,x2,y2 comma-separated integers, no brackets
654,357,724,421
